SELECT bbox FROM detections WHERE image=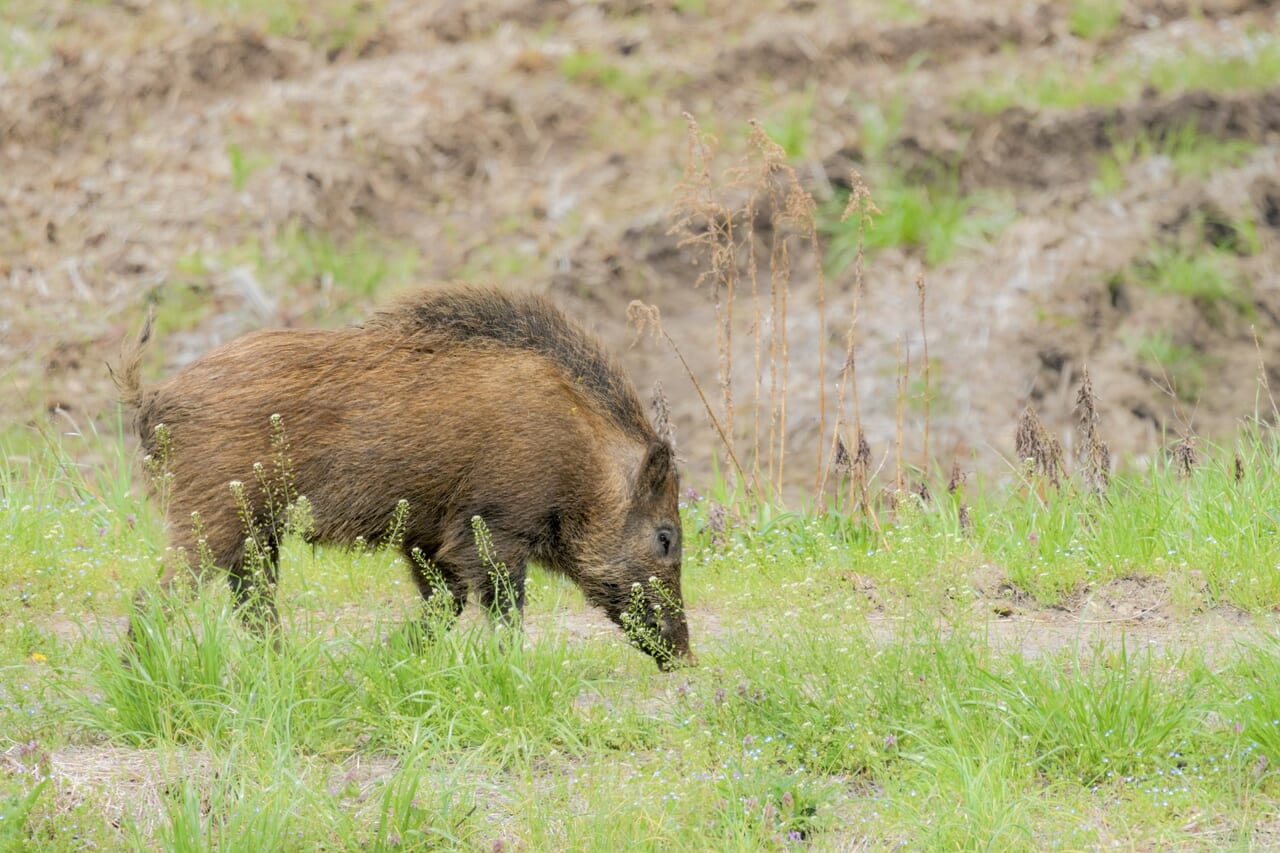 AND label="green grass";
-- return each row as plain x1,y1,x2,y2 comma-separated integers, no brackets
822,97,1014,268
1122,245,1253,318
8,426,1280,847
1092,122,1257,195
164,223,421,325
823,175,1013,269
763,88,816,161
226,142,271,193
1069,0,1125,41
560,49,658,103
269,222,419,302
960,38,1280,115
1132,332,1207,402
0,0,53,70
